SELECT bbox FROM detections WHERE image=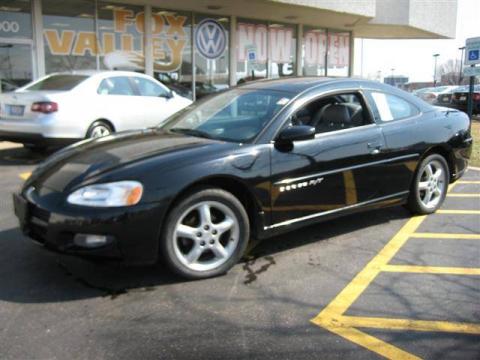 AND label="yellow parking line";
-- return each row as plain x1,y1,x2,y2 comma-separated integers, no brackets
339,316,480,335
457,180,480,184
411,232,480,240
436,209,480,214
19,172,31,180
311,216,426,358
312,216,426,318
311,176,480,358
382,264,480,275
315,320,421,360
447,193,480,197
